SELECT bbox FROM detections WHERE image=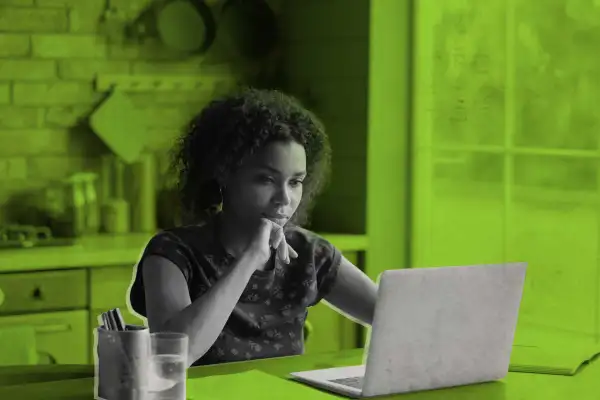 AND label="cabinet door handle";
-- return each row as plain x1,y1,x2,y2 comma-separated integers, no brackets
34,324,72,334
0,287,4,307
